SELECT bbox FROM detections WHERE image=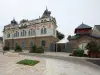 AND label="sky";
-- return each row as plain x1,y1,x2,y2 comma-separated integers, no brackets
0,0,100,37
